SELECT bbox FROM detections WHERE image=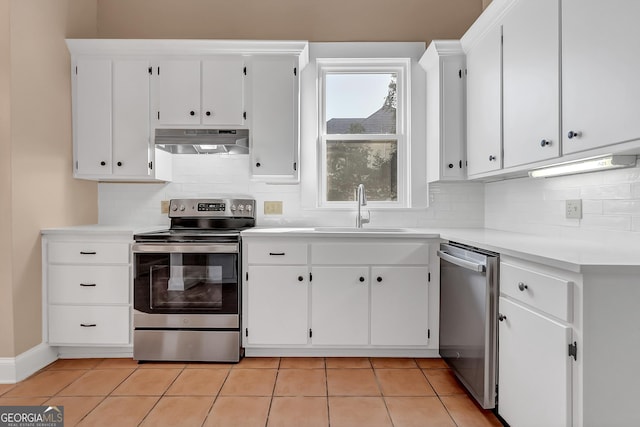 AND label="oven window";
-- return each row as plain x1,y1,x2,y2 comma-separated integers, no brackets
135,252,239,314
